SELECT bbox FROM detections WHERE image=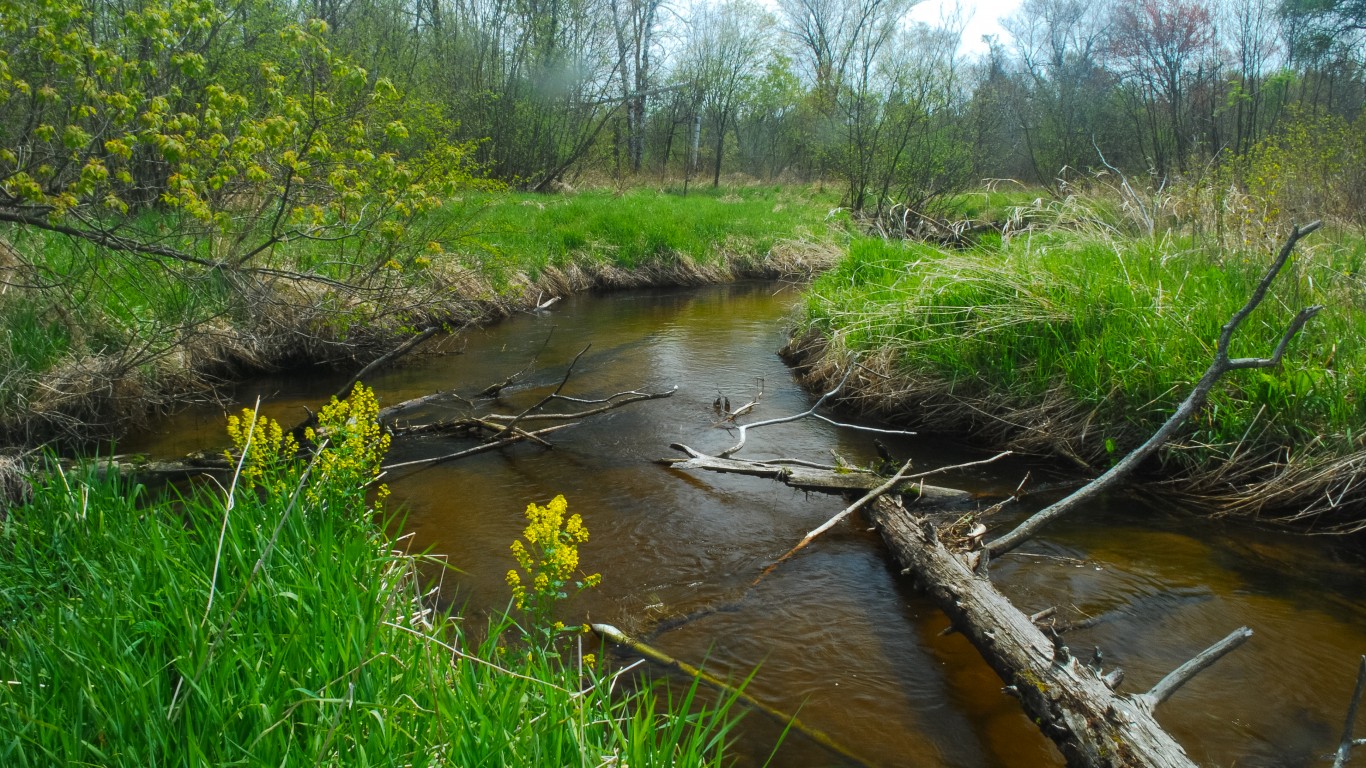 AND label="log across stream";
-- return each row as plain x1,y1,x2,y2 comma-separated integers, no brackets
124,283,1366,767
